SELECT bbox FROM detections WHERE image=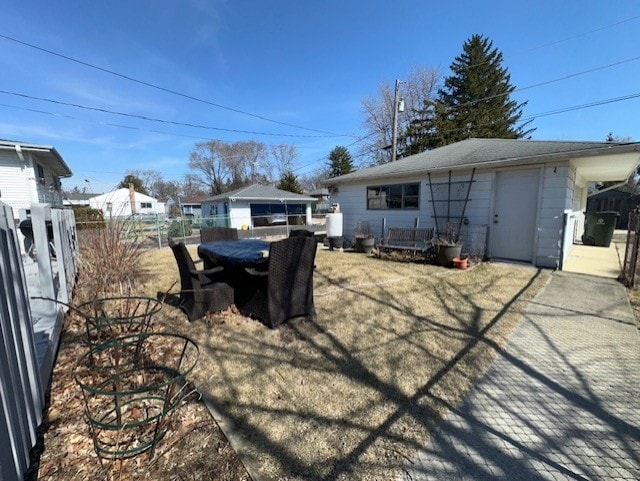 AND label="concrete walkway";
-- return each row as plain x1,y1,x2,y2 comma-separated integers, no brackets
403,271,640,480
